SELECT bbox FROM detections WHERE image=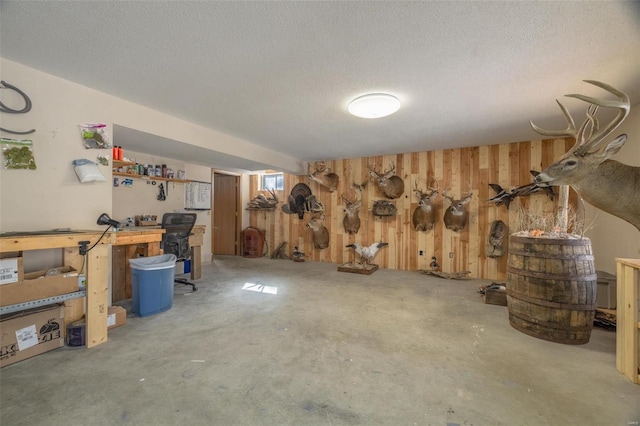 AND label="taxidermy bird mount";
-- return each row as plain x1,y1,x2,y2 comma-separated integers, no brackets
346,241,389,266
